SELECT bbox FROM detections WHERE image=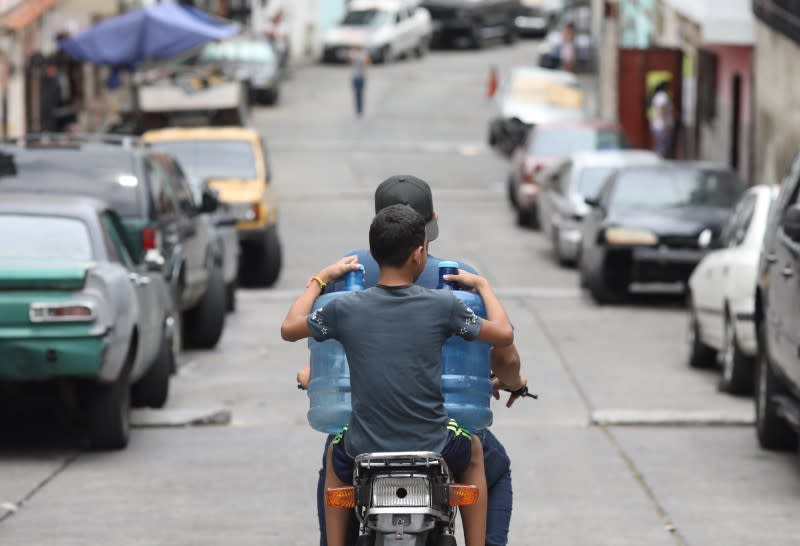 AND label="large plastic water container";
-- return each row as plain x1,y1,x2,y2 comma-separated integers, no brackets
306,262,493,434
437,261,494,432
307,266,364,434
